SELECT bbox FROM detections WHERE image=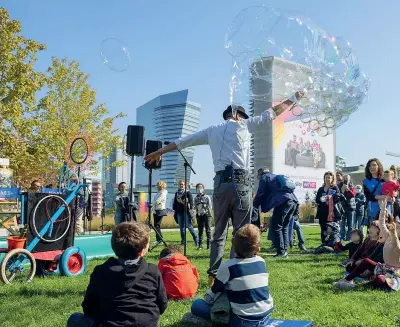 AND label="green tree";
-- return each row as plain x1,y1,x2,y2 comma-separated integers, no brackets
0,8,46,183
0,8,124,185
33,57,125,185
